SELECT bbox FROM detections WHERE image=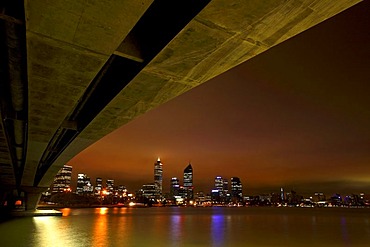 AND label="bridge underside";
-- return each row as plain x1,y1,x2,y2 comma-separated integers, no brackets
0,0,362,211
